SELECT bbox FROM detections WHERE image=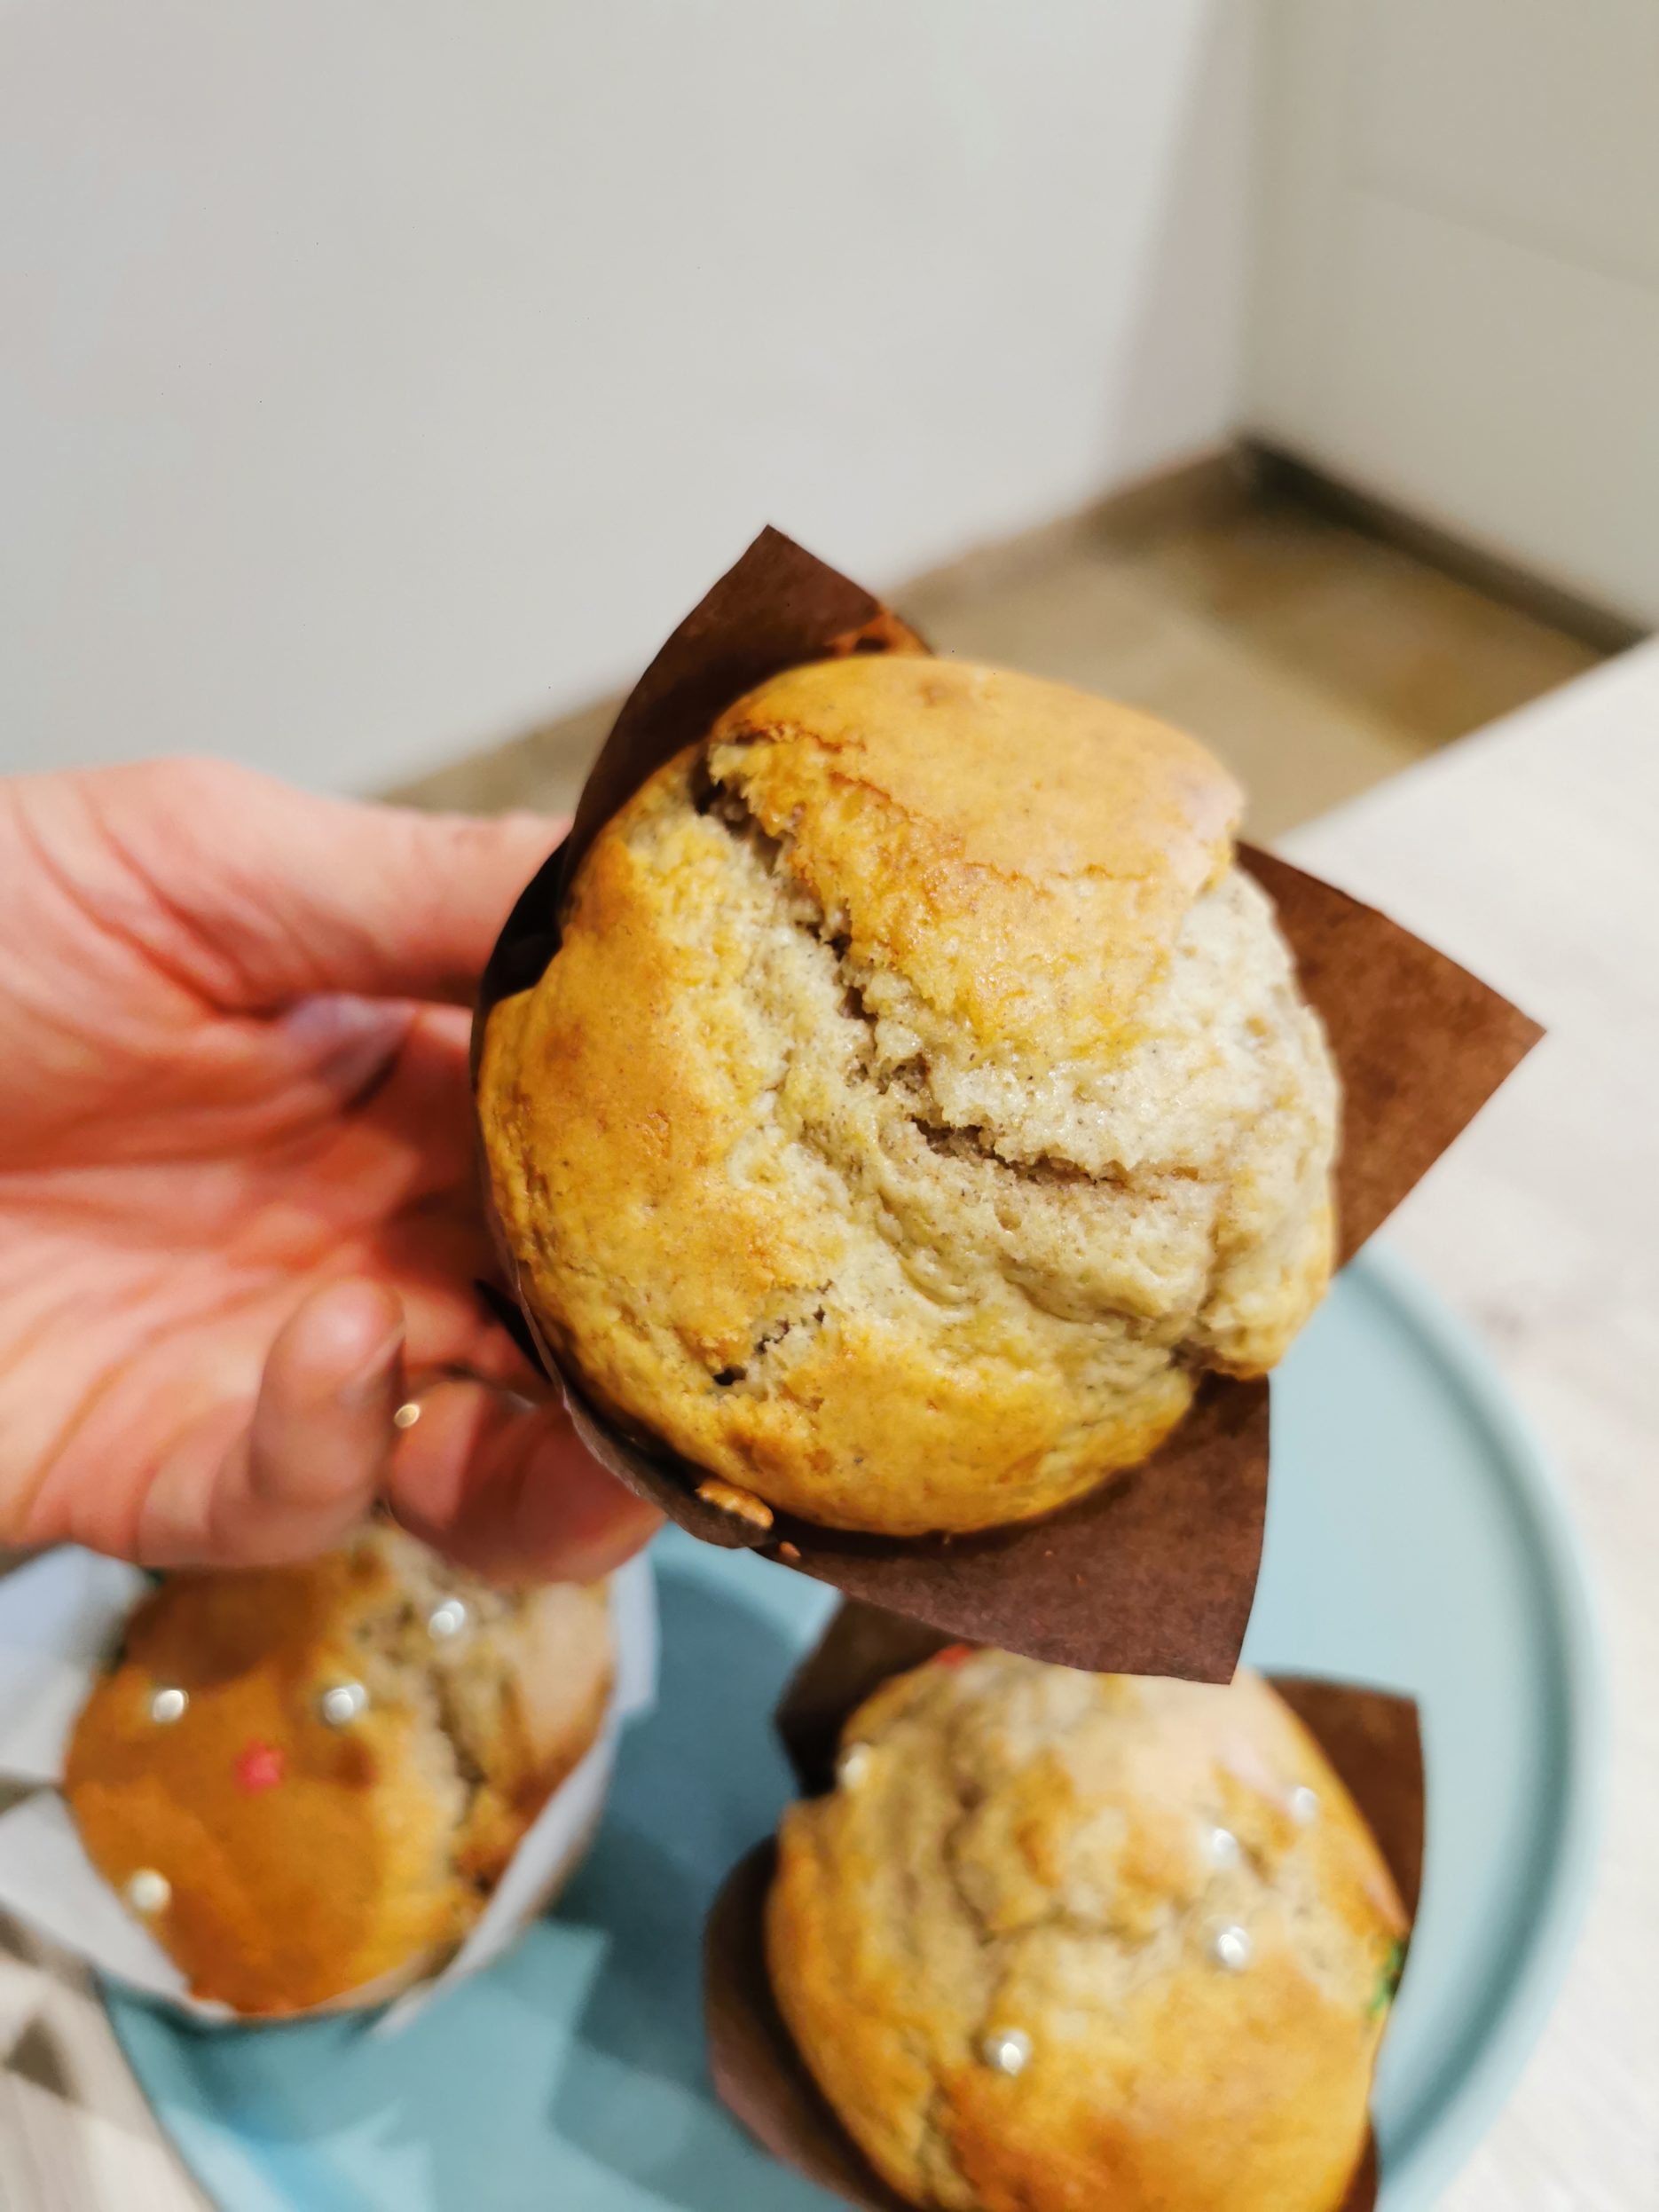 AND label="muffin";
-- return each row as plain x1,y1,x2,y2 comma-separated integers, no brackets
767,1648,1406,2212
64,1525,613,2015
479,653,1338,1536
